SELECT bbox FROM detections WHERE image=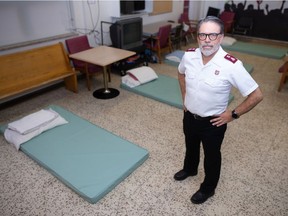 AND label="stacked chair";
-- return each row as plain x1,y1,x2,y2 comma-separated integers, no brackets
178,12,196,45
